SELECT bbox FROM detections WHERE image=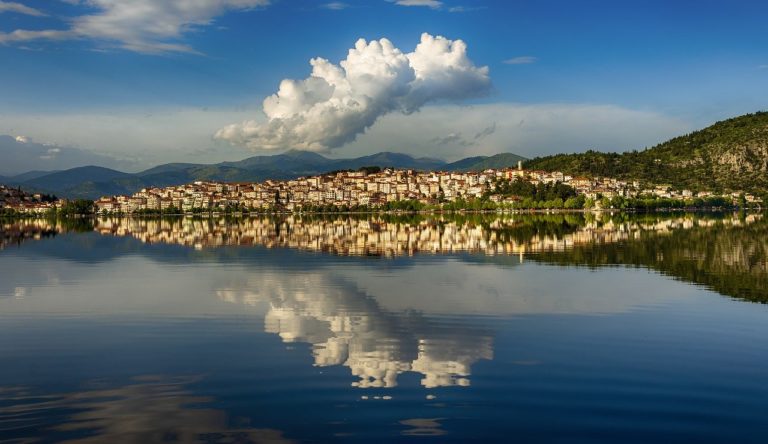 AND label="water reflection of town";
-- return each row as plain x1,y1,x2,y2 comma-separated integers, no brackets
90,213,762,257
0,217,95,250
0,219,59,249
217,273,493,389
2,214,760,256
